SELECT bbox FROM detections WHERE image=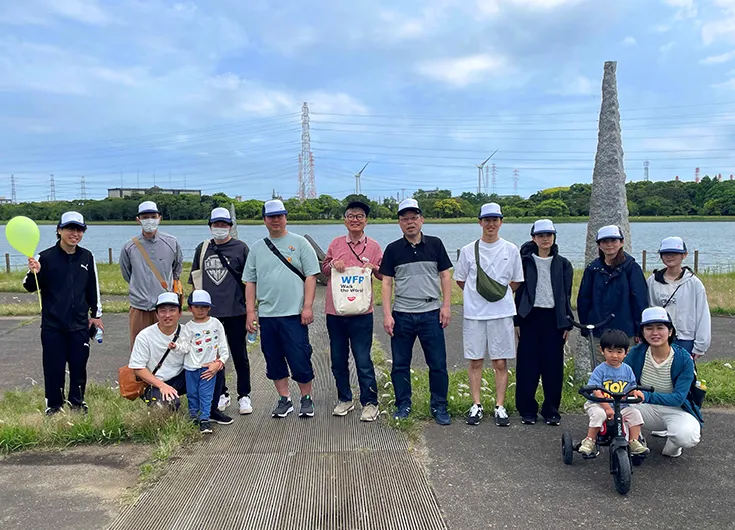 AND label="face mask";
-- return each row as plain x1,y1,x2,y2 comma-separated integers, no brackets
141,218,160,233
211,227,230,240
